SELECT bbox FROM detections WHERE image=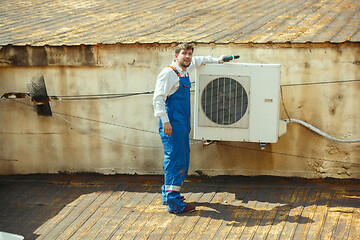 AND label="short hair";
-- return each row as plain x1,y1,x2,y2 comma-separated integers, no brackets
175,43,194,54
